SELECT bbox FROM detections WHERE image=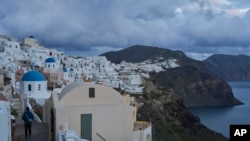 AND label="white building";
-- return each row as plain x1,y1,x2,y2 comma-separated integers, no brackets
44,57,59,72
62,66,69,81
0,34,155,140
45,82,135,141
22,37,41,48
4,41,21,52
0,101,11,141
20,70,50,105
